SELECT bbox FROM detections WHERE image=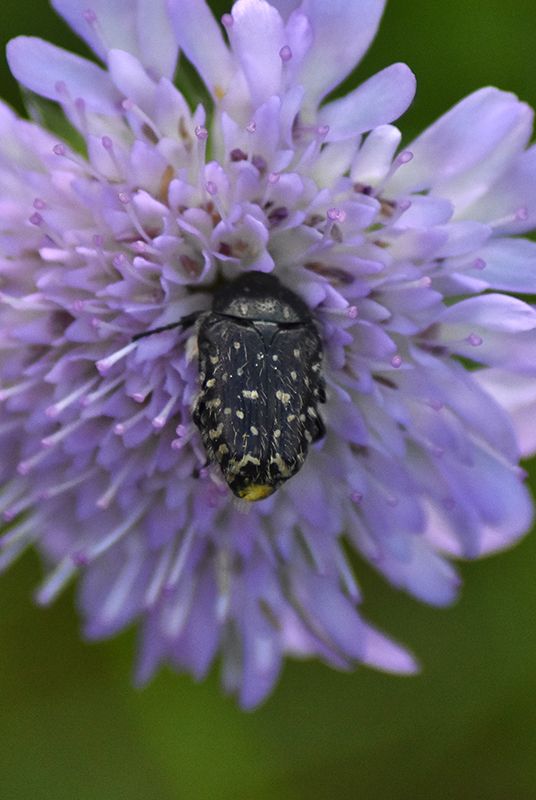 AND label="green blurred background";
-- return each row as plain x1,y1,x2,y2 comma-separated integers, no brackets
1,1,536,797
